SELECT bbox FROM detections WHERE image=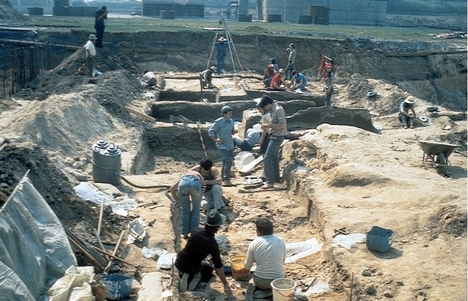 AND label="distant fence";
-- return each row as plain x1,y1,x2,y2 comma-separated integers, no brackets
0,40,77,98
